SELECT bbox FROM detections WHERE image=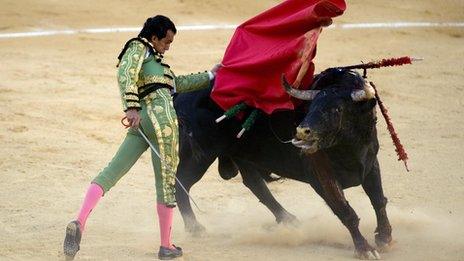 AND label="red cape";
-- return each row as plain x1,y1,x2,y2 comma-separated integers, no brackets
211,0,346,115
